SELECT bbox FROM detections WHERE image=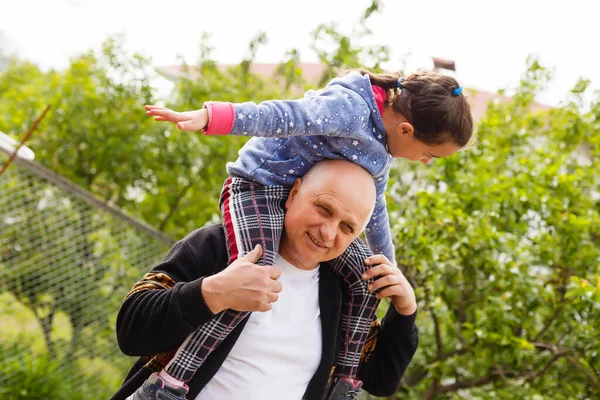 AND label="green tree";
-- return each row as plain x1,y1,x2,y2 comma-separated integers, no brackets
384,59,600,399
311,0,390,86
0,37,164,364
0,35,156,204
134,32,306,237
